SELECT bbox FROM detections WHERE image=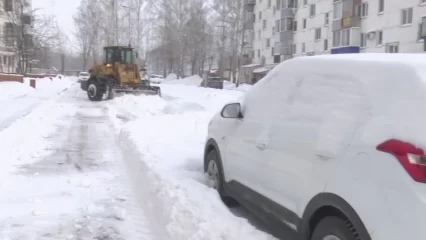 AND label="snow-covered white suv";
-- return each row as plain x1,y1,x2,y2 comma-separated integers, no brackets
204,54,426,240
